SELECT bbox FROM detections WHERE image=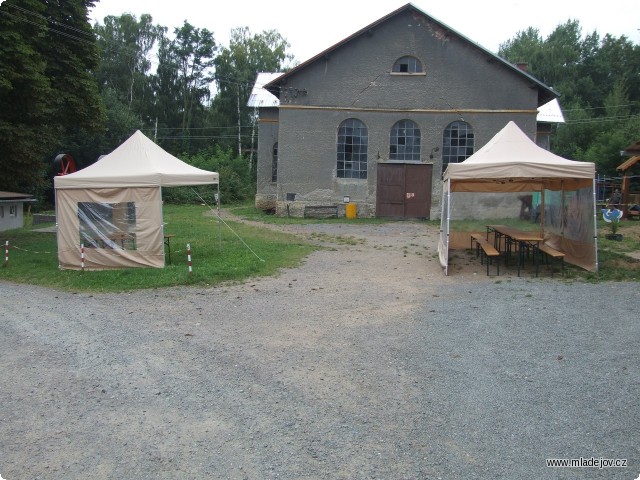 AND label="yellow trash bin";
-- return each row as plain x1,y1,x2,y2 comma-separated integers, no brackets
345,202,357,219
